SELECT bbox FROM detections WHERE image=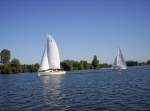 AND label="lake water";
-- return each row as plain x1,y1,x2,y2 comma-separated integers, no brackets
0,66,150,111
